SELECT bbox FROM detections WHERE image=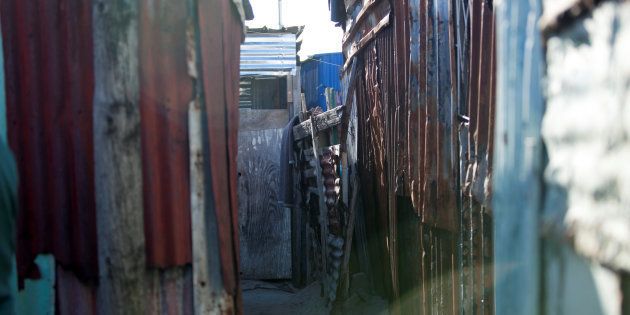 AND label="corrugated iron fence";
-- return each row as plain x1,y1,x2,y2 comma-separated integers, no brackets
342,0,496,313
0,0,245,313
300,52,344,111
